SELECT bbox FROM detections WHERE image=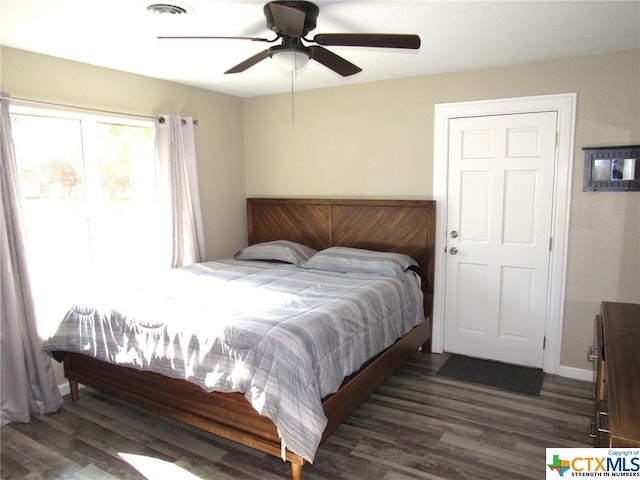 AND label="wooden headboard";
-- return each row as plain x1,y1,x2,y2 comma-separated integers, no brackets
246,198,436,316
